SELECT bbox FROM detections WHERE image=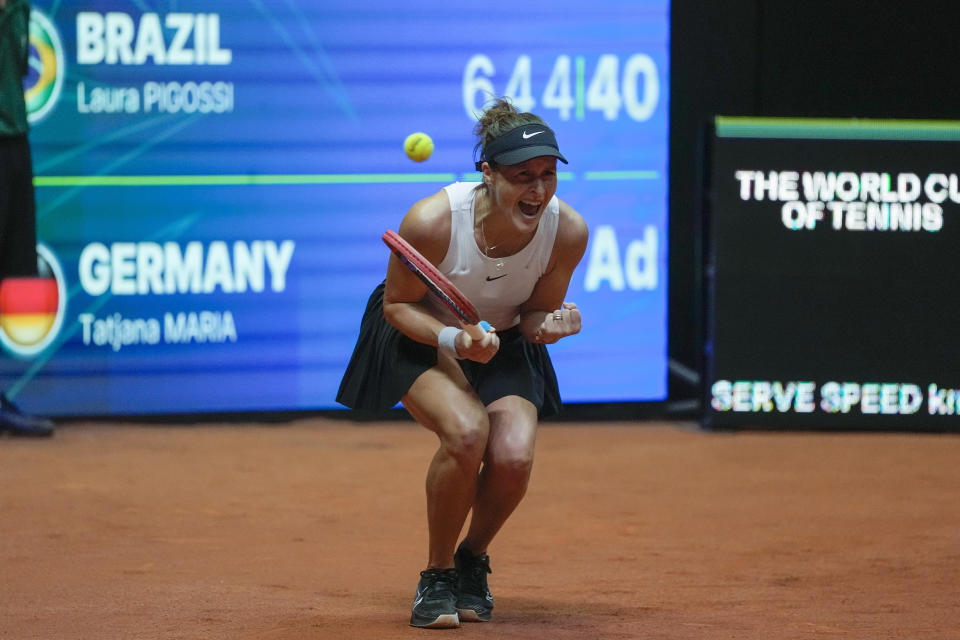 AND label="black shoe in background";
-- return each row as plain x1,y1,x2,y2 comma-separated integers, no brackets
0,394,54,437
454,543,494,622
